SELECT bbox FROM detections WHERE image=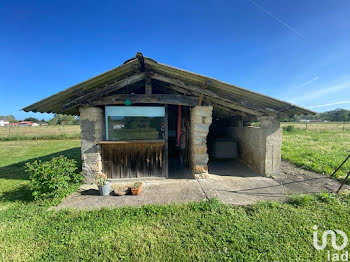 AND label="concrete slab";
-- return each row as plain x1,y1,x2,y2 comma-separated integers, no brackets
54,179,206,210
197,175,285,205
53,160,350,210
